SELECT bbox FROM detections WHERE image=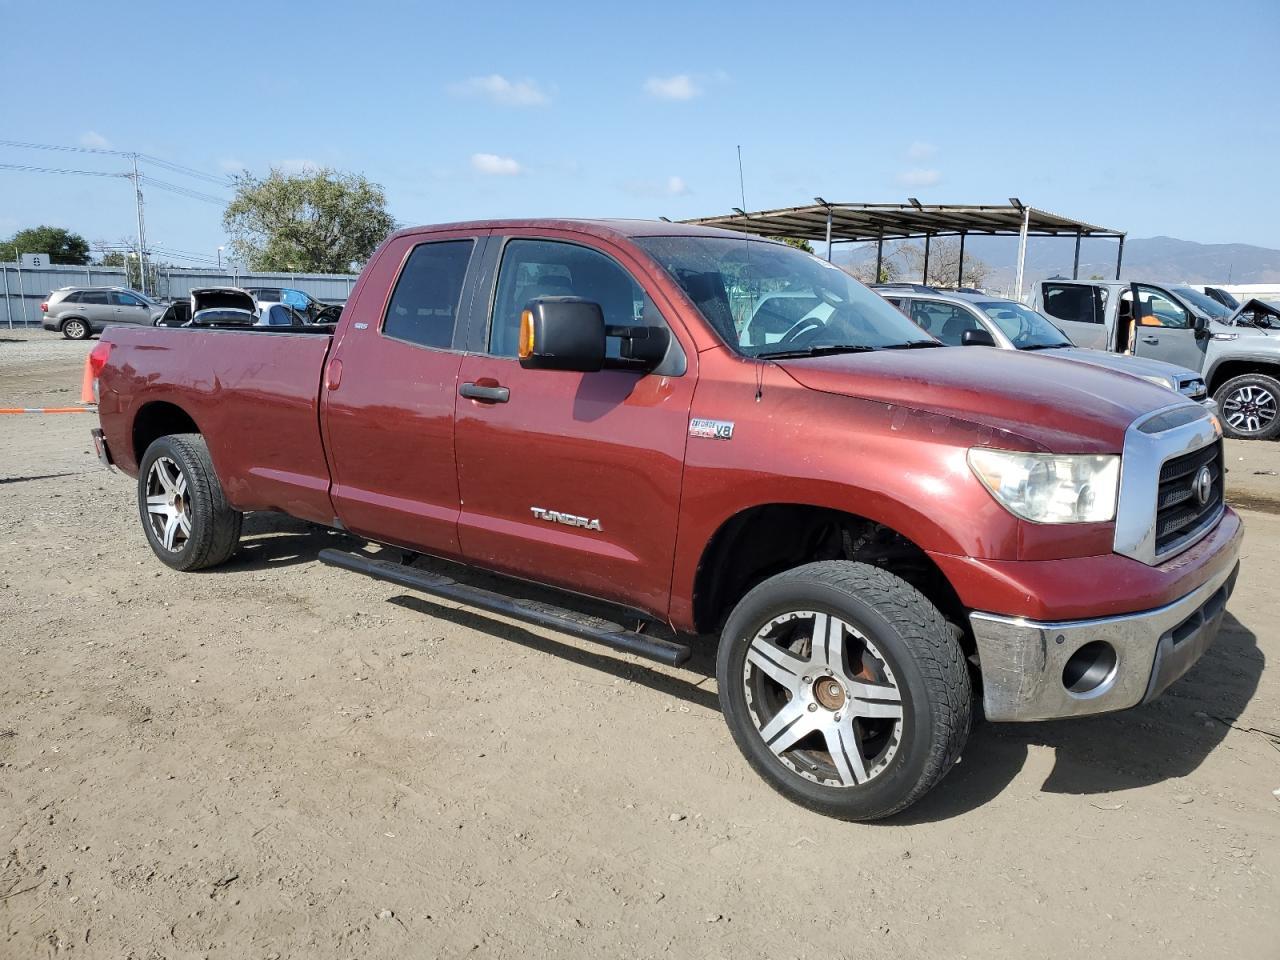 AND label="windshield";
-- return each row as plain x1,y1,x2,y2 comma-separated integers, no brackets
635,236,934,356
1171,286,1233,320
976,301,1072,349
